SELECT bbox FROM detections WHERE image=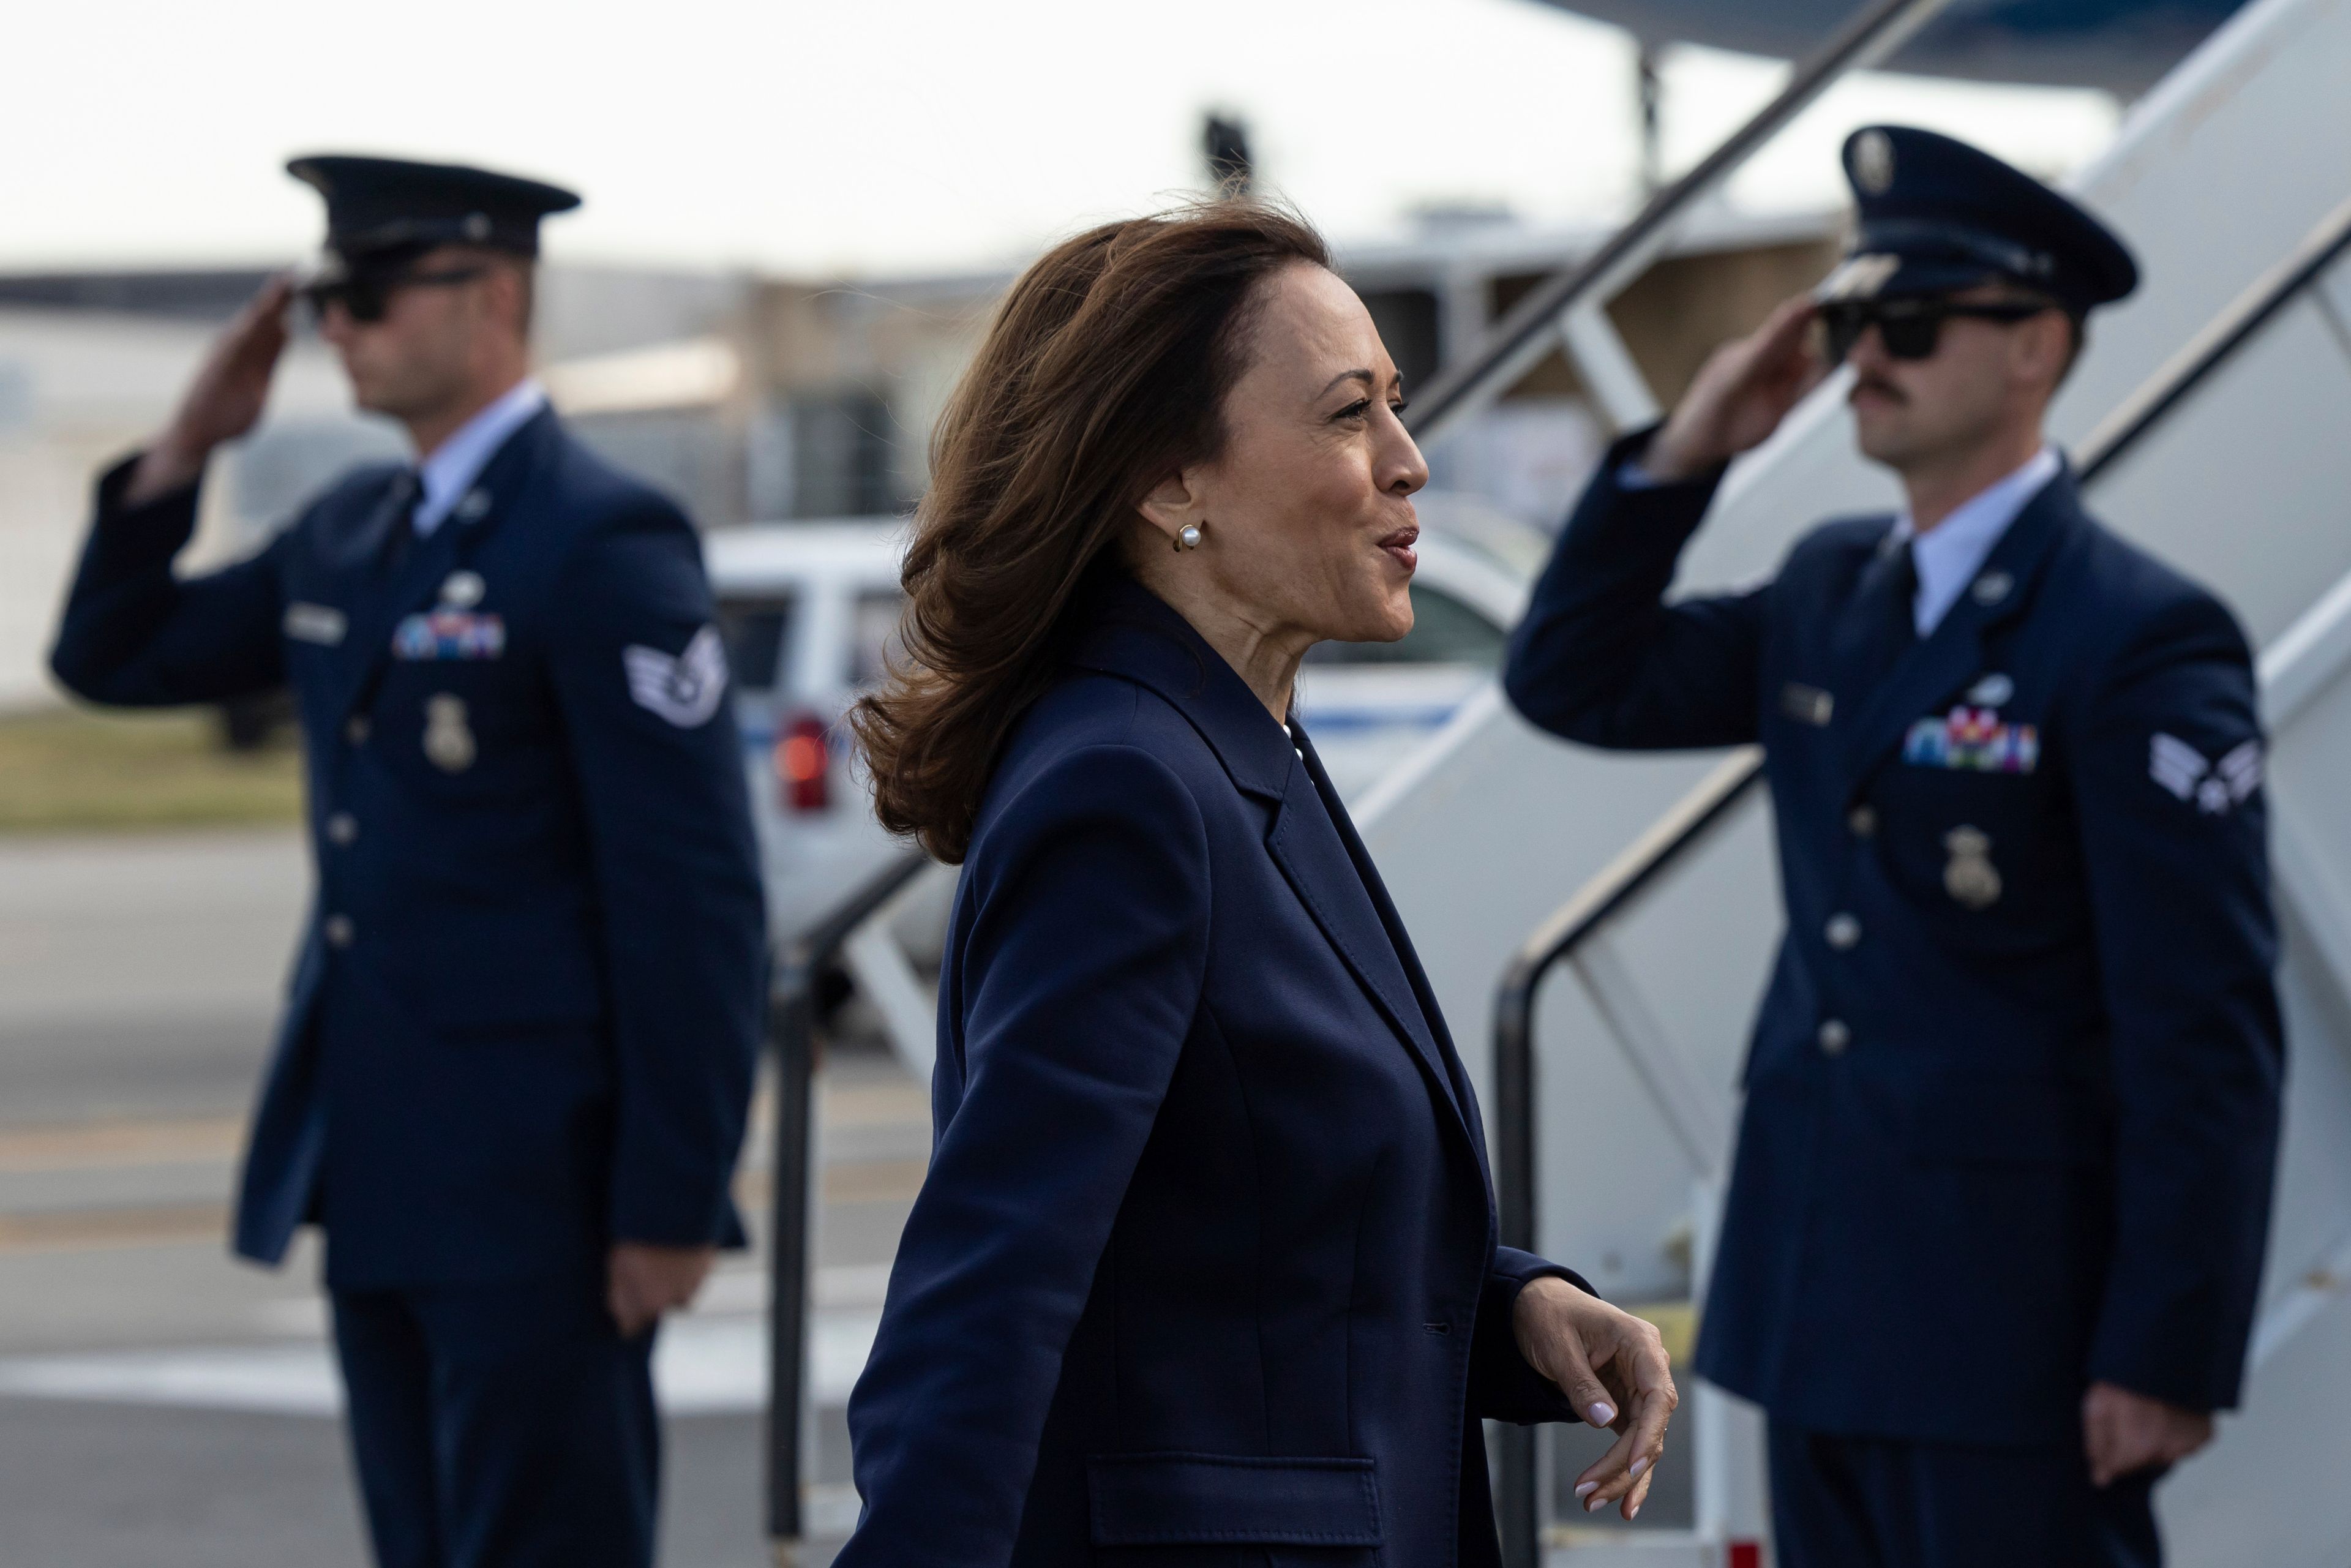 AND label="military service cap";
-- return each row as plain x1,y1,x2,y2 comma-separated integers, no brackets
1820,126,2138,316
285,154,580,264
